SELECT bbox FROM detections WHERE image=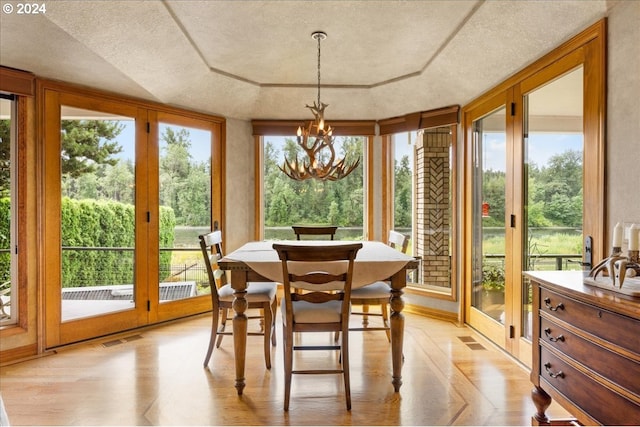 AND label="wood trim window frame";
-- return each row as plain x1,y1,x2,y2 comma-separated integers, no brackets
0,67,34,337
37,78,226,347
378,106,460,301
461,19,607,360
252,119,376,241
